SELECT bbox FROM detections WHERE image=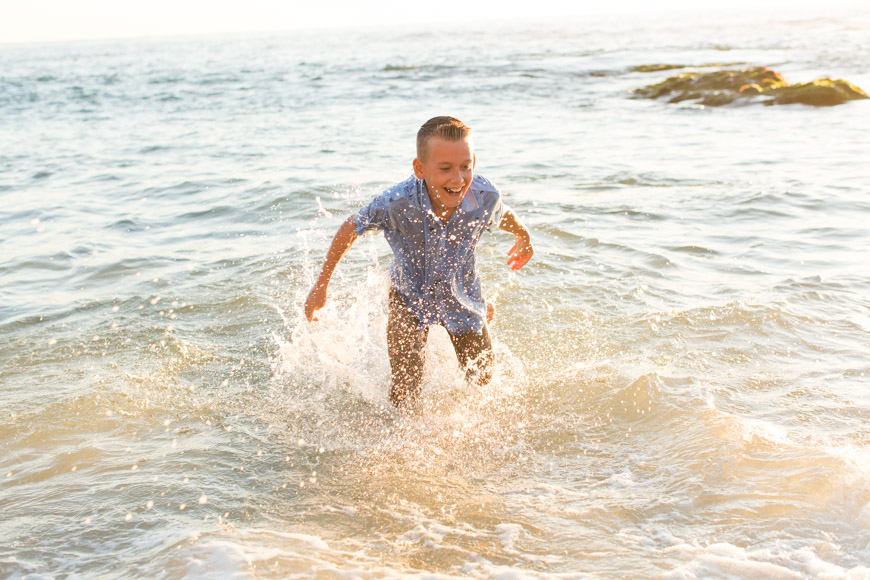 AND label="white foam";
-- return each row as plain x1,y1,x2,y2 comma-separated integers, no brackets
663,541,870,580
174,524,594,580
858,503,870,528
495,523,524,555
241,529,331,551
592,470,637,489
